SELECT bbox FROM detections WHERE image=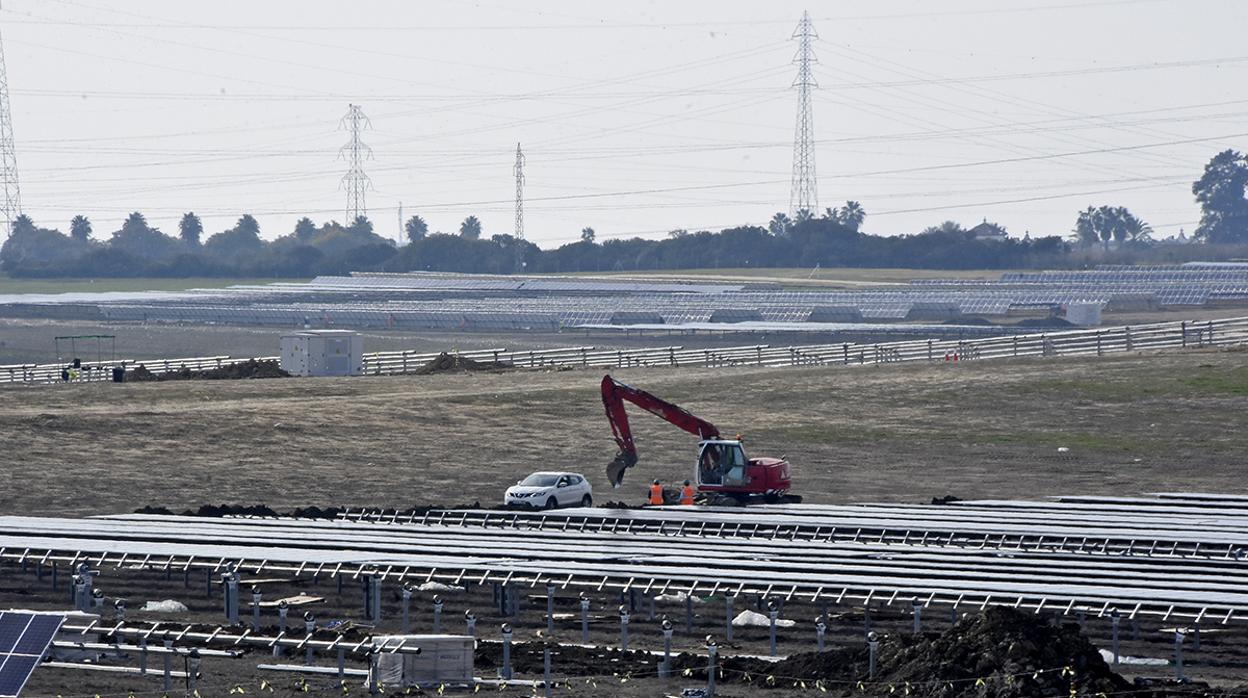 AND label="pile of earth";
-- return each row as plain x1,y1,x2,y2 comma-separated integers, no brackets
127,359,289,381
1014,316,1075,329
133,502,510,518
413,352,513,375
477,609,1155,697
